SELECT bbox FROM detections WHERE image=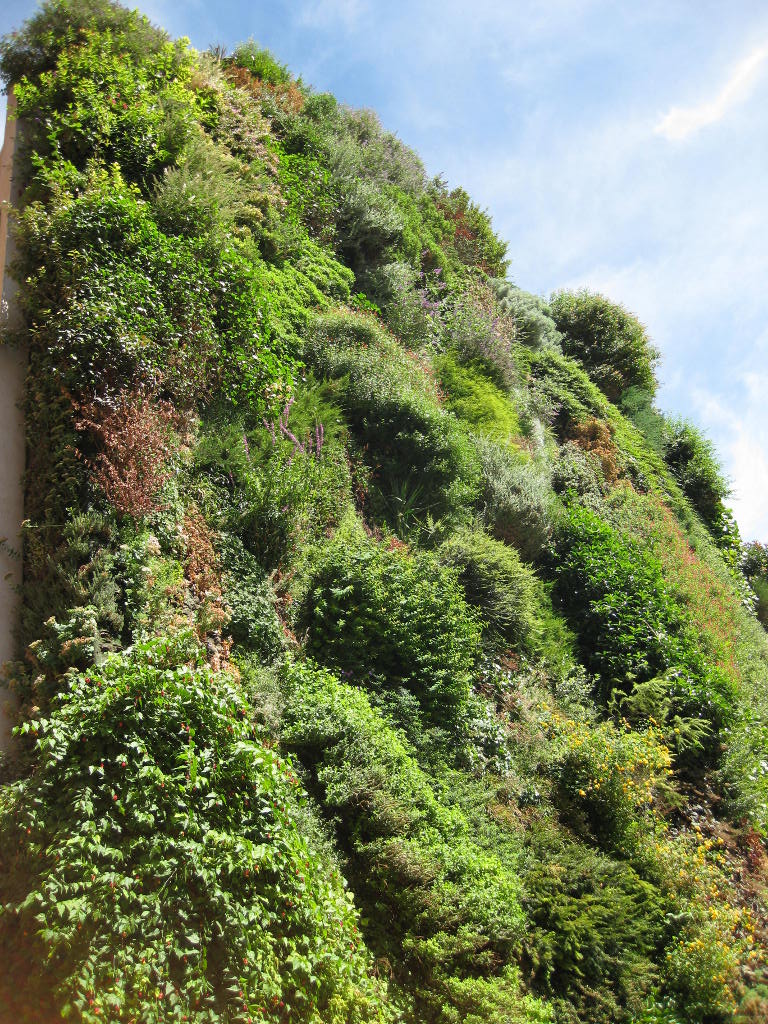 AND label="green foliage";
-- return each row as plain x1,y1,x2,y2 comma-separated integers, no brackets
328,106,427,197
439,528,542,654
0,0,175,85
278,149,340,243
217,533,284,659
551,442,607,506
4,5,767,1022
474,435,556,560
549,290,660,403
662,921,744,1024
435,353,523,446
0,636,390,1023
491,280,562,351
13,24,195,182
553,503,736,740
297,526,482,737
541,707,672,853
743,541,768,627
370,261,443,349
150,130,272,241
444,278,518,387
308,311,482,534
19,510,122,657
619,387,667,457
278,660,547,1024
614,675,713,758
335,178,406,274
231,41,292,86
662,418,730,535
14,162,297,408
194,408,352,570
435,186,509,277
522,839,666,1023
